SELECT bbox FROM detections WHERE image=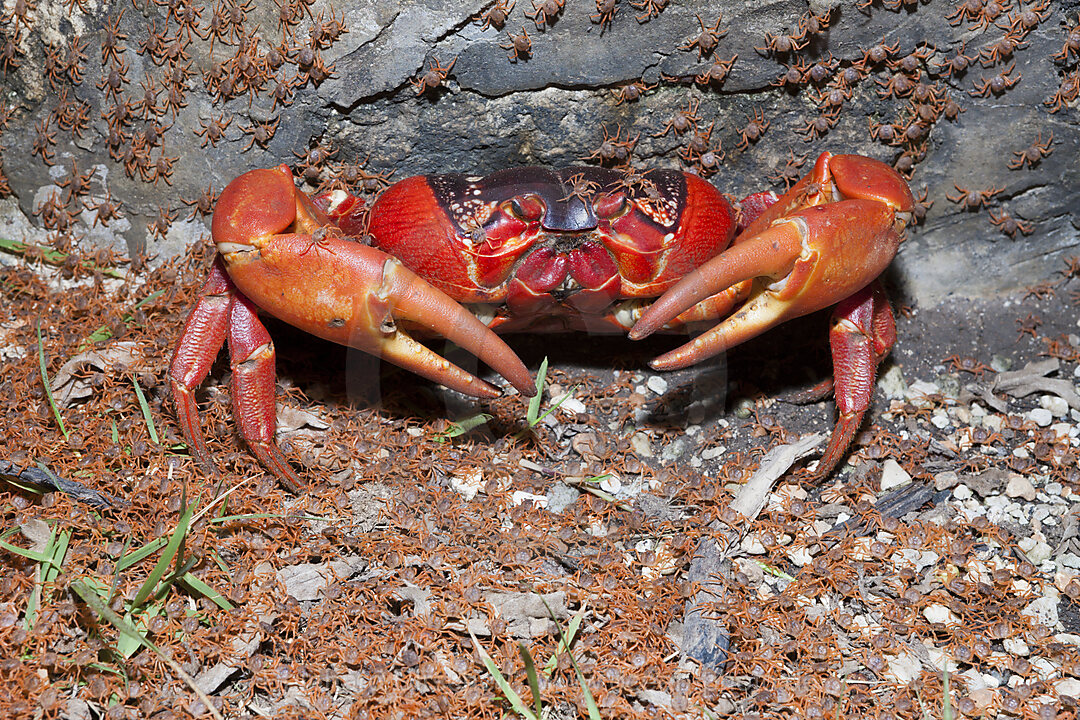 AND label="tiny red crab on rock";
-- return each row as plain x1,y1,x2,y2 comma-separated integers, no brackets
171,153,914,490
